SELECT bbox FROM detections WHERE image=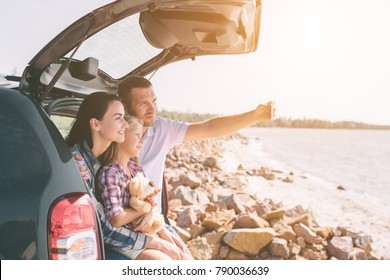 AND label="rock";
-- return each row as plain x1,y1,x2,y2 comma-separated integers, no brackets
268,238,290,259
223,176,248,189
257,167,275,180
351,248,368,260
354,235,373,253
233,212,269,229
286,214,311,228
253,202,272,217
293,223,322,244
204,203,219,213
171,185,210,206
296,236,306,248
235,192,255,205
262,208,285,221
203,157,219,169
337,226,360,238
288,243,301,256
315,226,333,239
282,176,294,183
179,171,202,188
301,248,327,260
271,219,296,241
307,242,324,252
170,185,194,205
172,225,191,243
187,237,213,260
176,207,197,228
189,224,207,239
272,169,283,174
263,173,275,180
214,174,226,184
258,250,270,260
168,198,183,210
223,228,275,256
218,245,230,259
201,210,235,230
328,236,354,260
285,205,307,218
194,189,211,205
203,230,227,245
222,194,246,214
225,248,251,260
